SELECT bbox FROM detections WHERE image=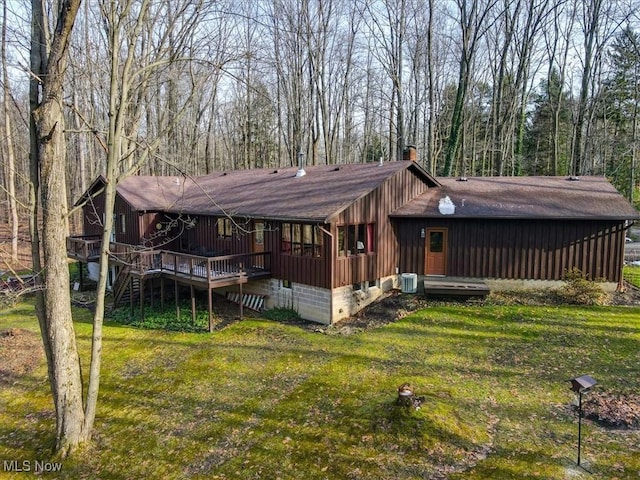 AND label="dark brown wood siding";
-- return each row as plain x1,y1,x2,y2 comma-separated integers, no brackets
83,200,104,237
332,166,430,288
113,196,141,245
396,218,627,282
269,221,331,288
